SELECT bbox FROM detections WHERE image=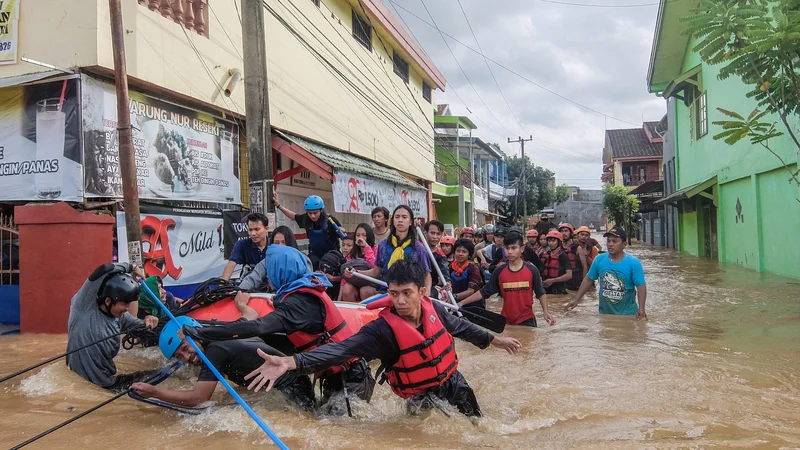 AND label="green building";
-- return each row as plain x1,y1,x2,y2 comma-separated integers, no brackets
647,0,800,279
